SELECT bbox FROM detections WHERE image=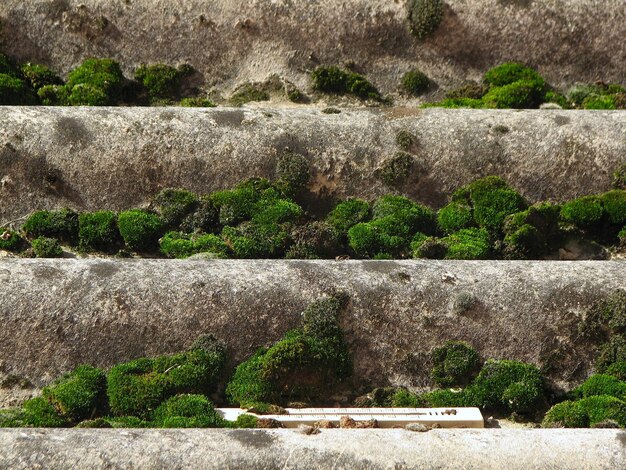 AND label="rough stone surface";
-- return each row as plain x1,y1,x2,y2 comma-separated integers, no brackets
0,1,624,100
1,259,625,405
0,428,624,469
1,107,624,224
